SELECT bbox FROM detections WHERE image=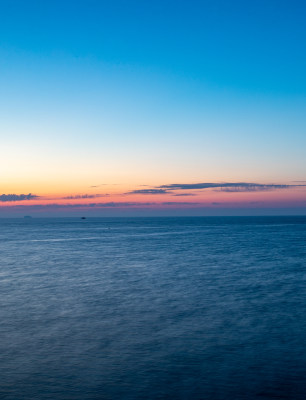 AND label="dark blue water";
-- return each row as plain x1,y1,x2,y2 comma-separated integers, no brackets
1,216,306,399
